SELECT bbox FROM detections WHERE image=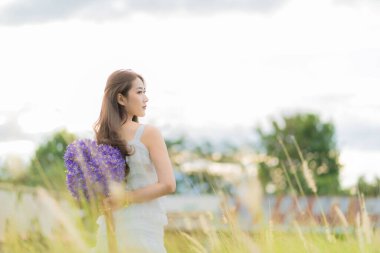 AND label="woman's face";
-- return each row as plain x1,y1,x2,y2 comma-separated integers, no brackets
118,77,148,119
